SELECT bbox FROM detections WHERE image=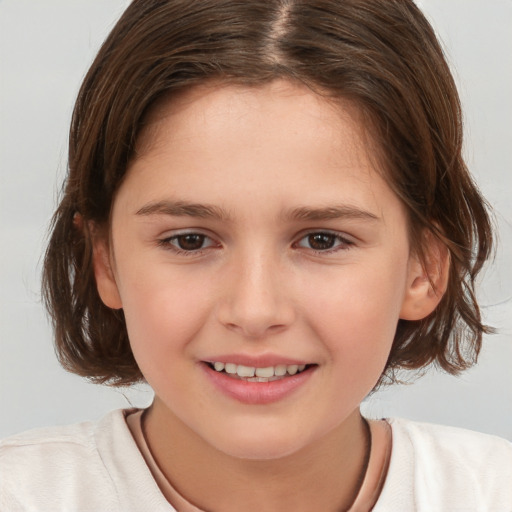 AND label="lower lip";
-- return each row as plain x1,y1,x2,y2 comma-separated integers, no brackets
201,363,316,405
